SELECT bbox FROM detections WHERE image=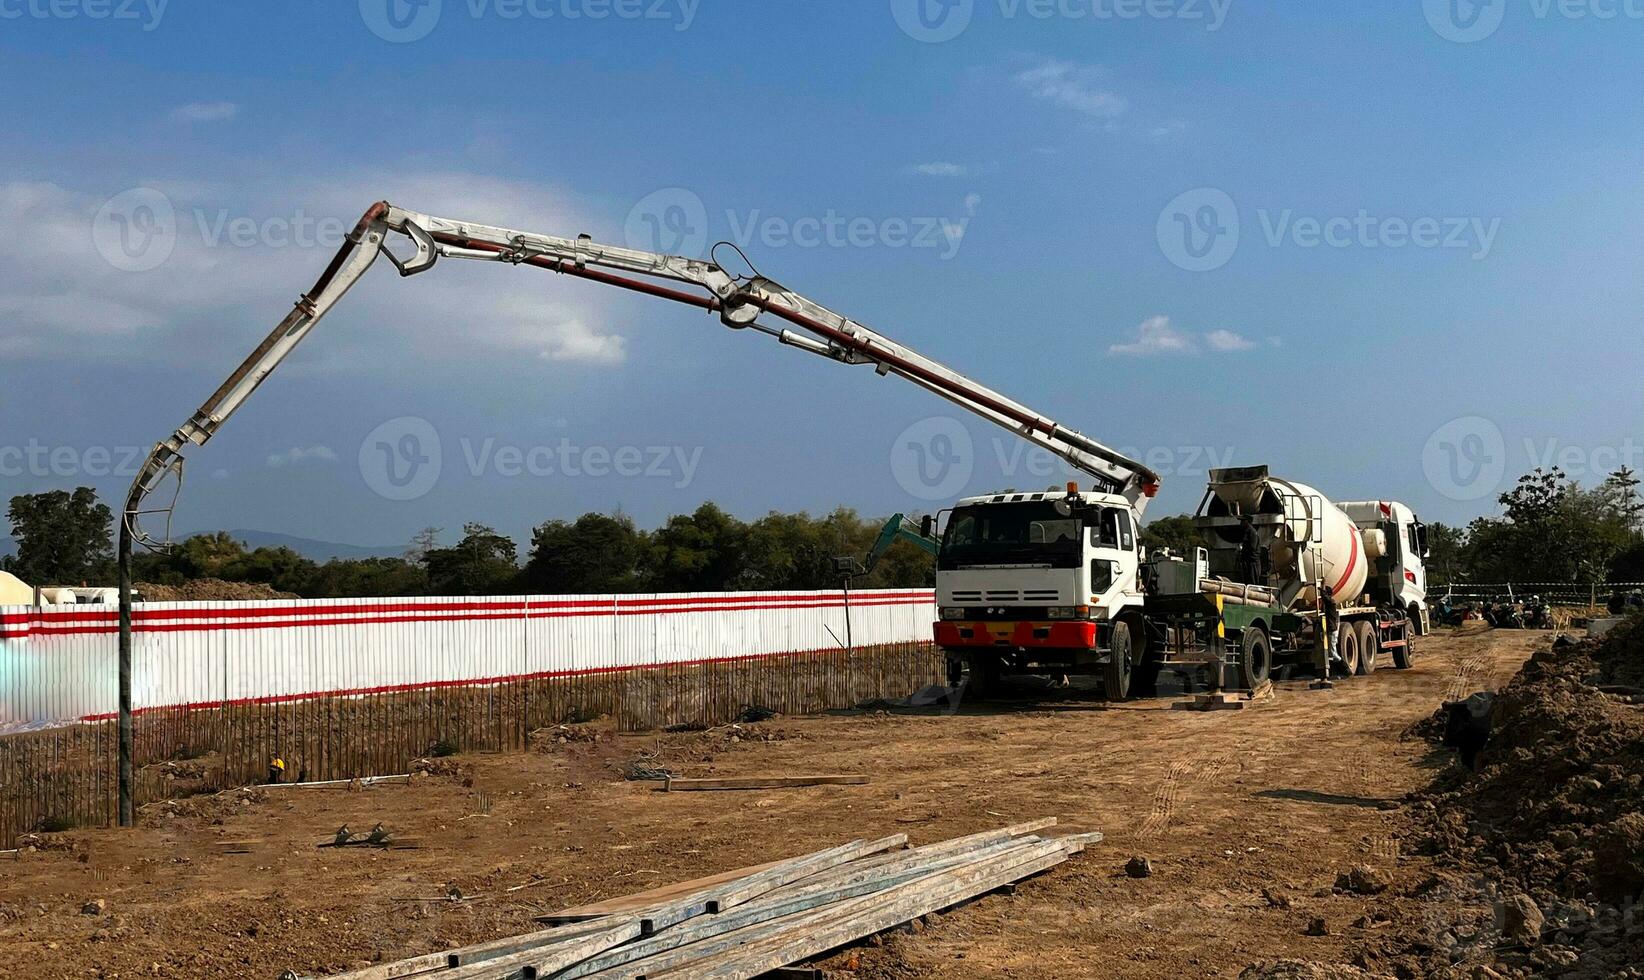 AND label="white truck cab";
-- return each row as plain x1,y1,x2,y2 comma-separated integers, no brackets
933,486,1147,697
1337,500,1430,633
